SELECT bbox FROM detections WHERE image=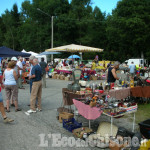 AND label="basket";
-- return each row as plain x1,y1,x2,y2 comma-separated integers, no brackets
73,127,92,139
139,119,150,139
59,112,74,123
63,118,82,132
